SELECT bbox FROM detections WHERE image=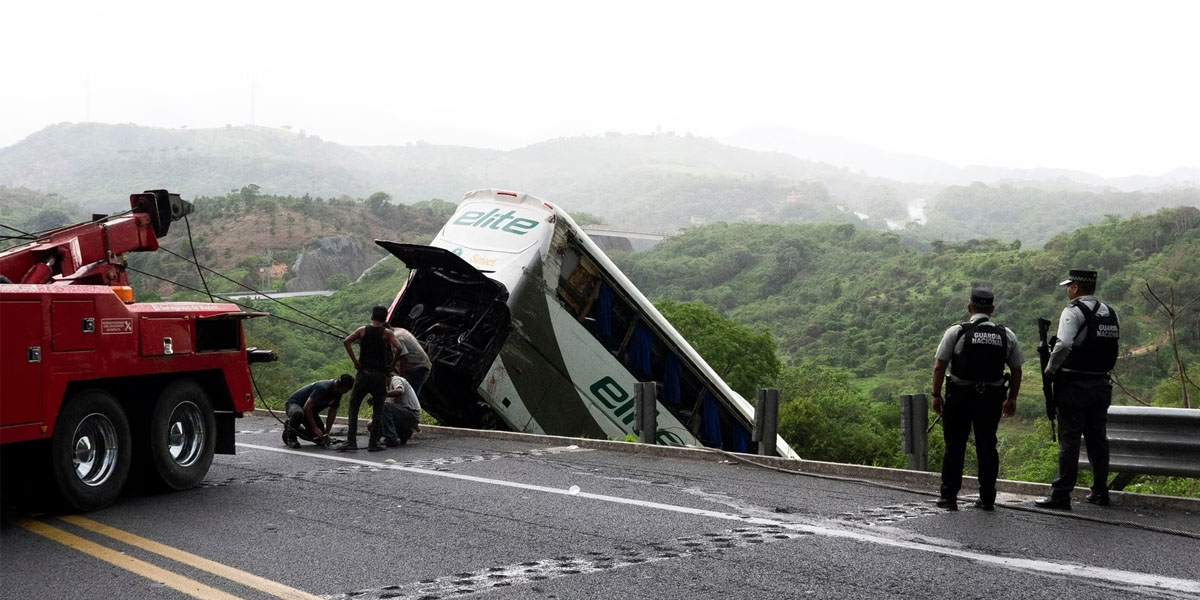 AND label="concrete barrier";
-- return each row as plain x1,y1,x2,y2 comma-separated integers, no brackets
251,408,1199,512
